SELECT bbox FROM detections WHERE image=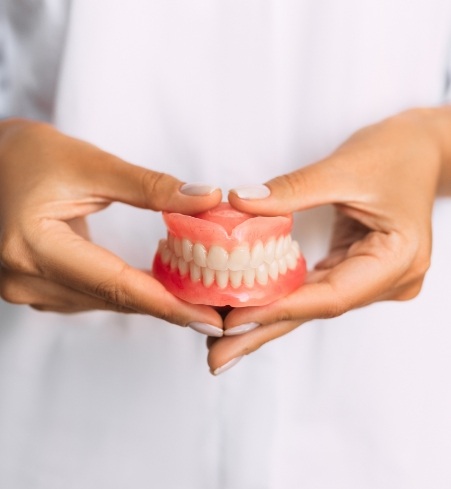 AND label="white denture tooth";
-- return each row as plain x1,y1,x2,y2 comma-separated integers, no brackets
189,262,201,282
173,237,182,257
256,263,269,286
275,236,285,259
207,245,229,271
264,238,276,263
178,257,189,276
215,270,229,289
291,240,301,258
193,243,207,267
230,270,243,289
268,260,279,281
168,233,175,251
278,257,287,275
250,240,264,268
284,235,292,253
228,245,250,271
170,254,178,271
286,252,298,270
161,246,172,265
243,268,255,288
182,238,193,262
157,239,166,253
202,267,215,288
